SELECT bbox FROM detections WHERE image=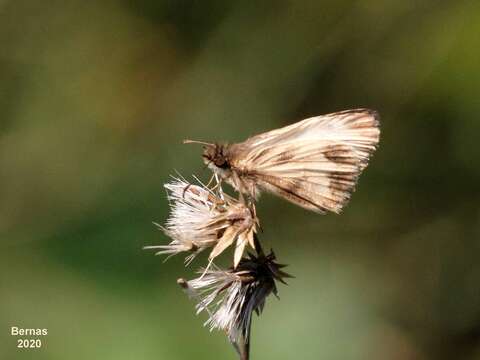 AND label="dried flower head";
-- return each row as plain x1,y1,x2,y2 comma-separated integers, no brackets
146,177,258,267
178,250,291,359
